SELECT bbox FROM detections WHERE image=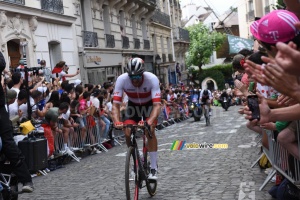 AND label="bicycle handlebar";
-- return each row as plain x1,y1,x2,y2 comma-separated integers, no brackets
113,123,153,139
